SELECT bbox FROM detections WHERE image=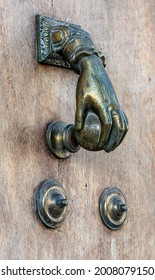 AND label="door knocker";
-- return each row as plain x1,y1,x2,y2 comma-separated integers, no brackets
37,15,128,159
